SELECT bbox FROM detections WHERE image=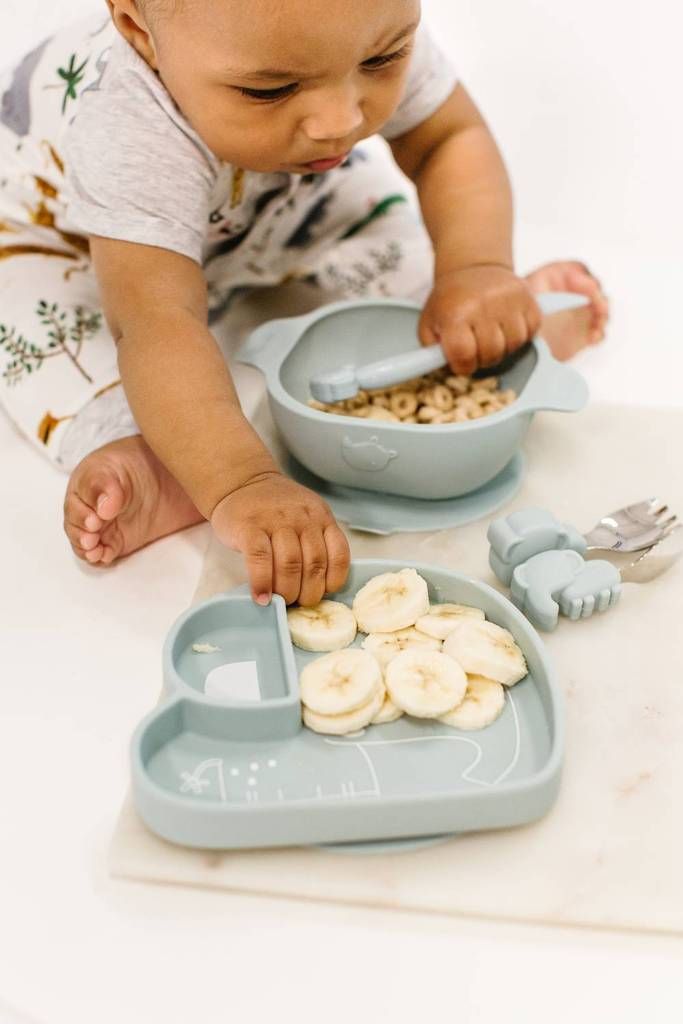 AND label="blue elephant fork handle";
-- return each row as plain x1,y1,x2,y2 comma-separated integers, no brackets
487,505,681,631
